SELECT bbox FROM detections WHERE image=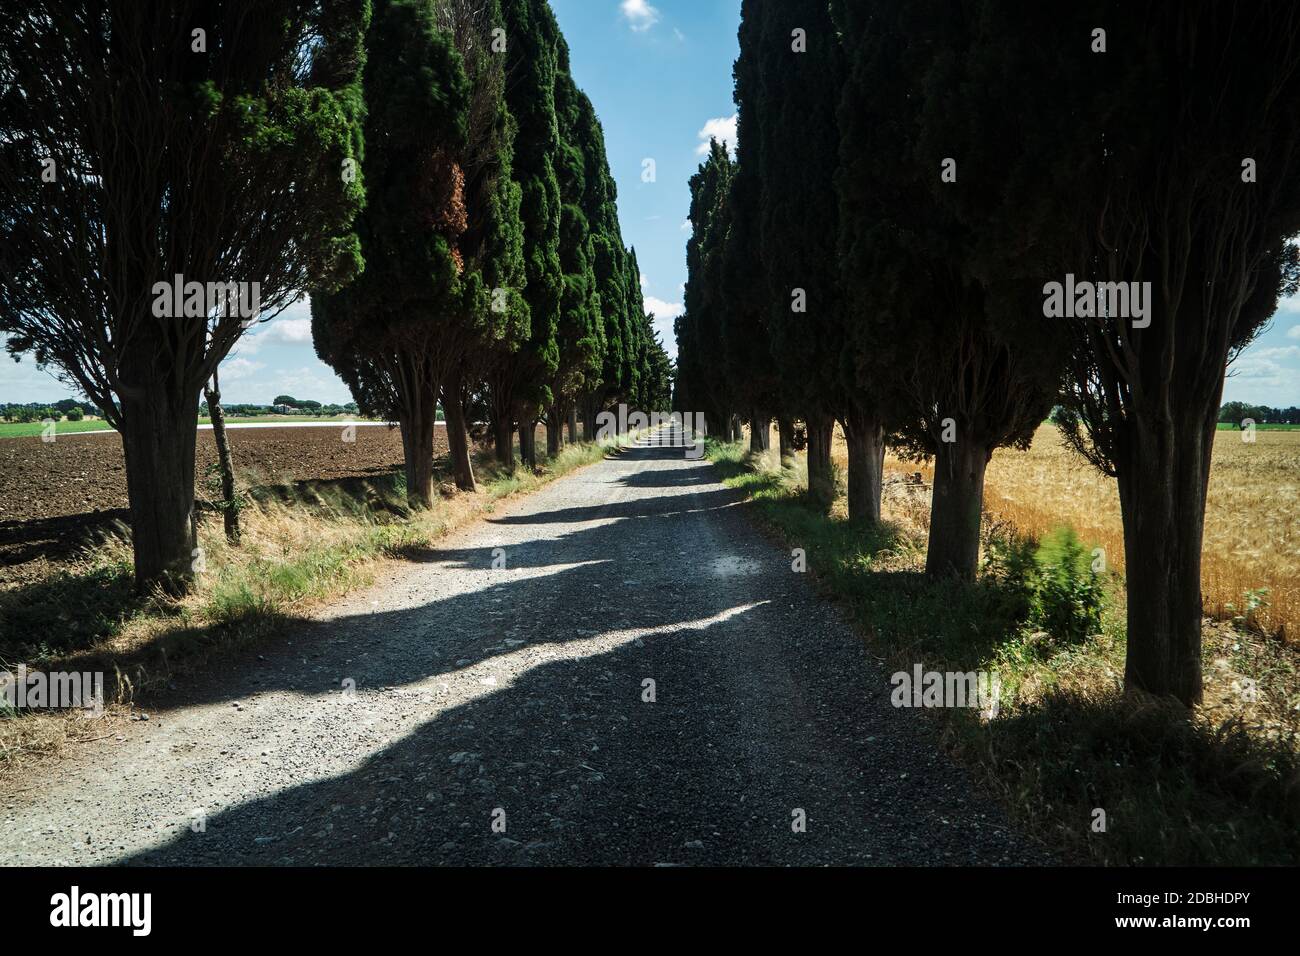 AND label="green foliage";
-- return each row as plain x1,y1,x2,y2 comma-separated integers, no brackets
752,0,846,423
833,0,1061,459
1218,401,1300,426
984,526,1106,647
676,142,735,425
493,0,564,421
312,0,473,424
1028,528,1105,645
549,55,604,411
